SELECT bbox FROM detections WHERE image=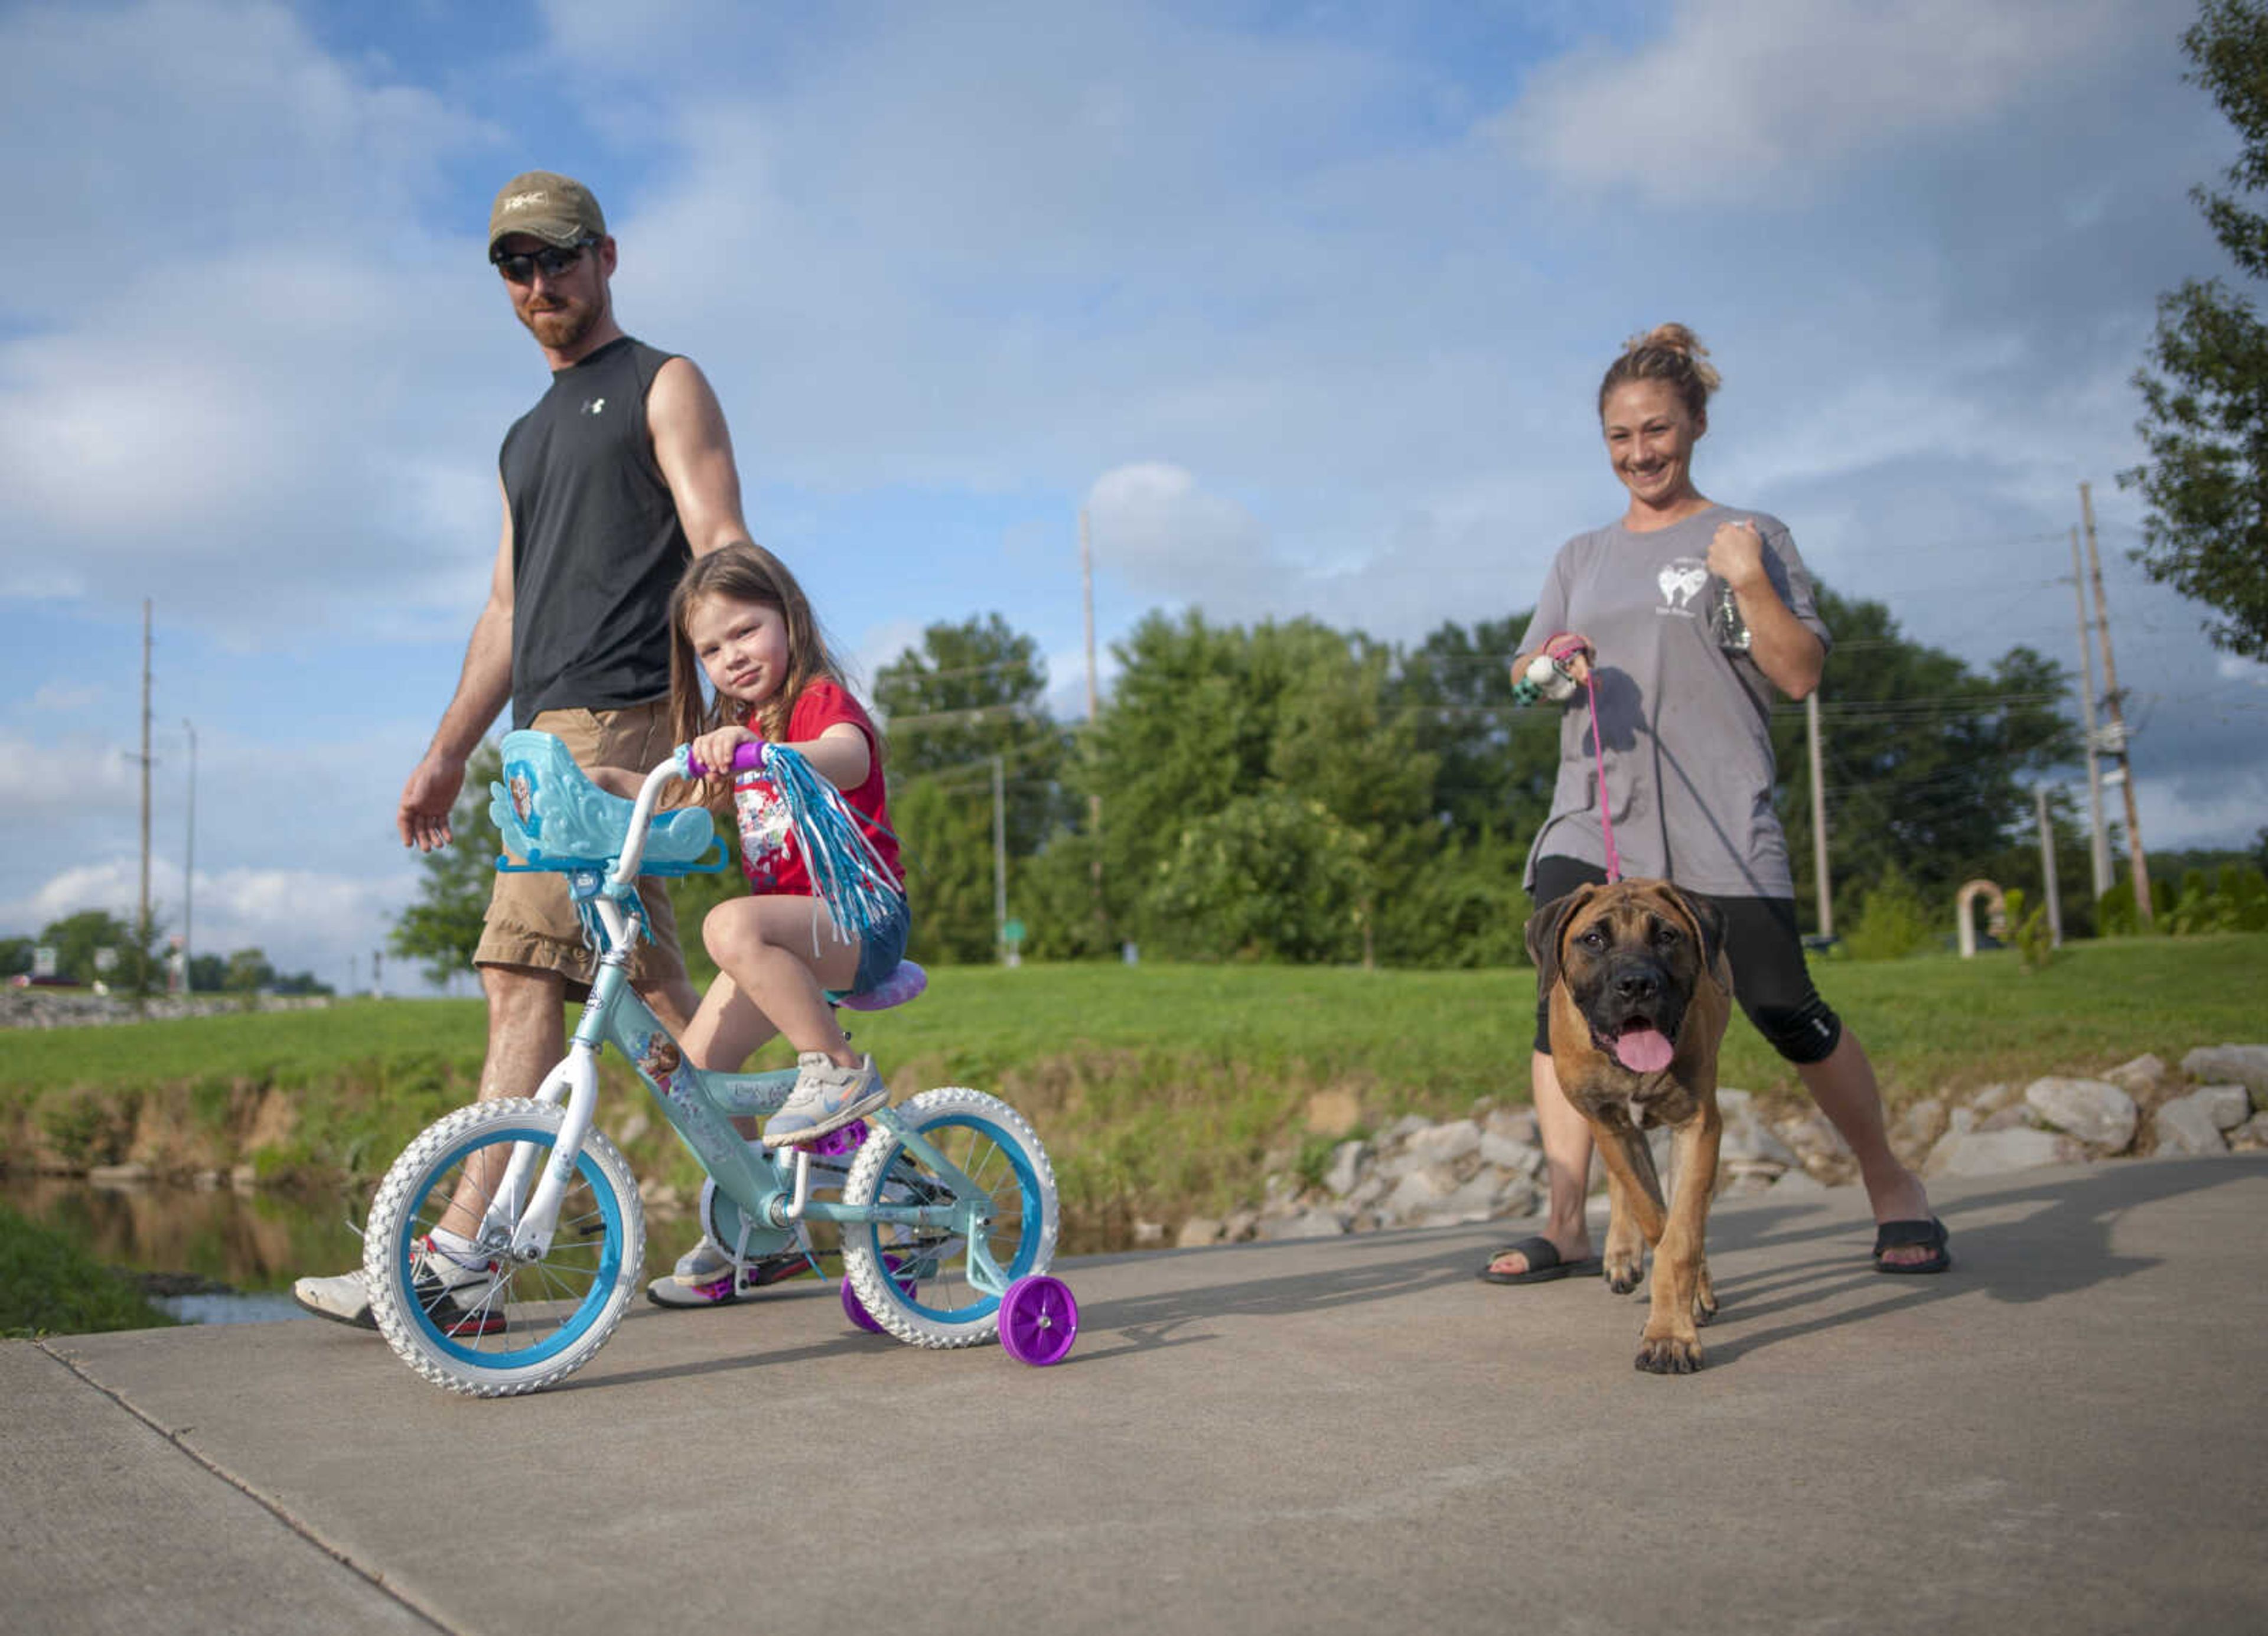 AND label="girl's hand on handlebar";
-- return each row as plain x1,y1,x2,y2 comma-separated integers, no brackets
689,725,764,779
